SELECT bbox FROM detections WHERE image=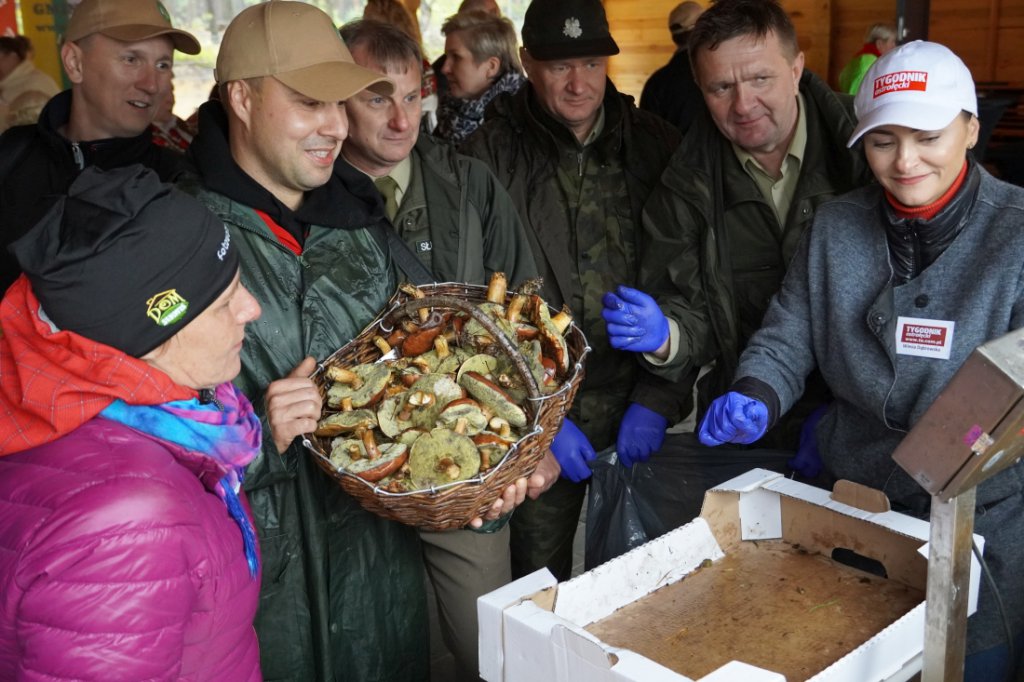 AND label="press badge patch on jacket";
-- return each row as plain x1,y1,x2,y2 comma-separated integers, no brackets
417,241,432,252
896,316,955,359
